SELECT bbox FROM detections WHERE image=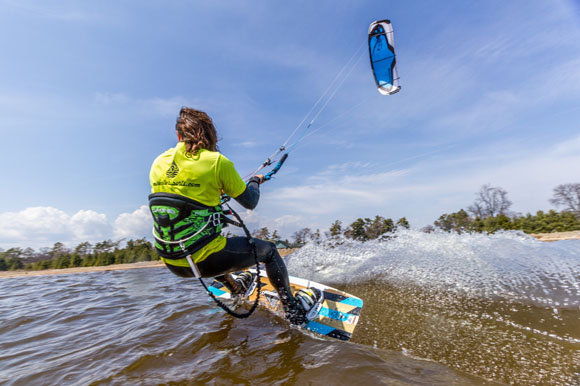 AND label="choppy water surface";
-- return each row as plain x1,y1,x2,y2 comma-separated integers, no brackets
1,230,579,385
